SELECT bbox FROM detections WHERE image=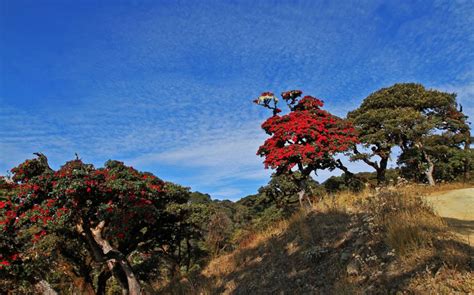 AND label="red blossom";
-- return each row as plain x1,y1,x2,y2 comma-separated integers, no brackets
255,90,359,173
10,253,19,260
0,260,10,268
32,230,47,243
3,154,170,272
